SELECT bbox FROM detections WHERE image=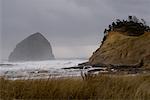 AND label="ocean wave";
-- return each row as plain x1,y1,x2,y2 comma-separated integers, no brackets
0,59,87,79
